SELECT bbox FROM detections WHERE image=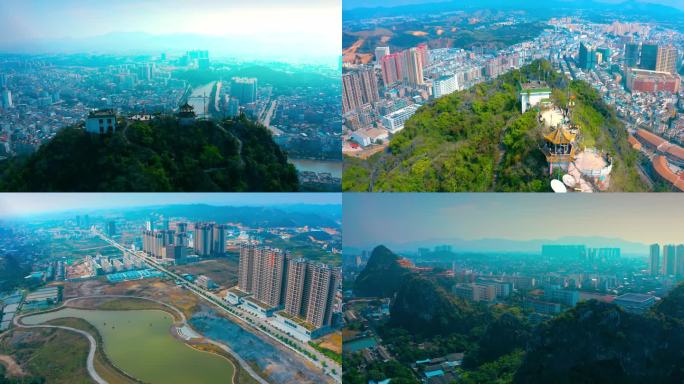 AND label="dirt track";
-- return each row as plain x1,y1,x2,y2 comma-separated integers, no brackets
0,354,25,377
